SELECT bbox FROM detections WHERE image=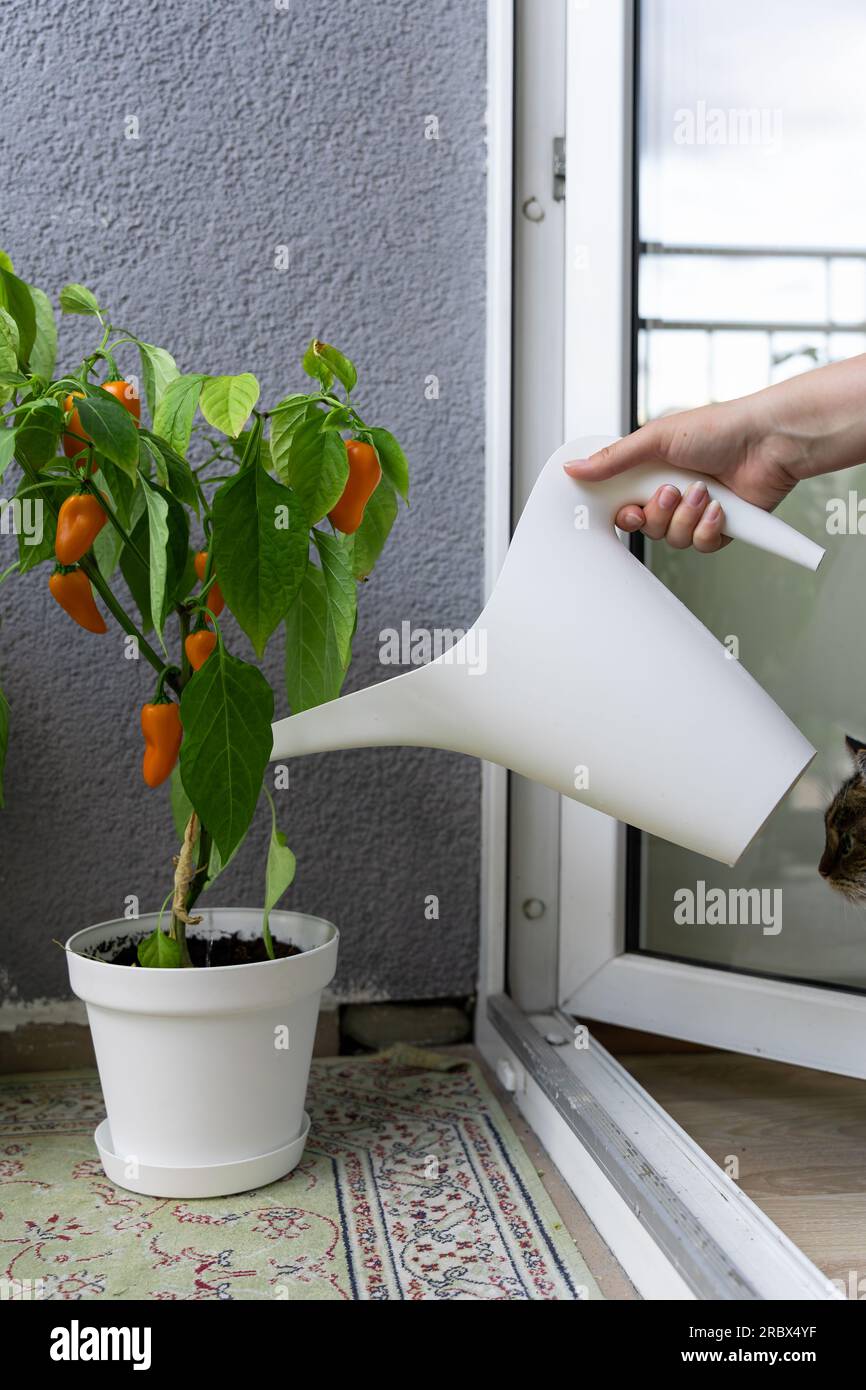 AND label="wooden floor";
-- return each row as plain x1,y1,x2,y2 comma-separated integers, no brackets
608,1043,866,1291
